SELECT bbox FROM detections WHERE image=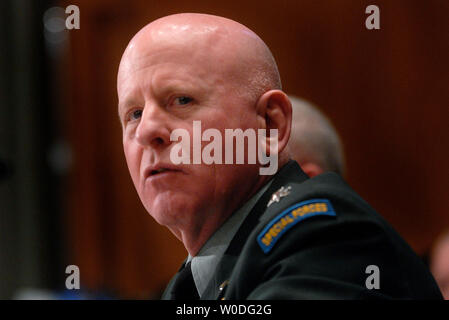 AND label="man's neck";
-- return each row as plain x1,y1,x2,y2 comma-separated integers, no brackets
180,179,272,256
173,159,289,256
